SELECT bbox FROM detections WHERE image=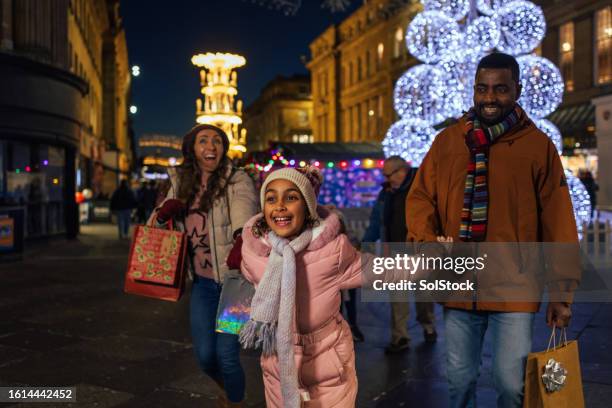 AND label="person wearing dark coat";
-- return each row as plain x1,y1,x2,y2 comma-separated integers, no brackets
110,179,137,239
361,156,437,353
